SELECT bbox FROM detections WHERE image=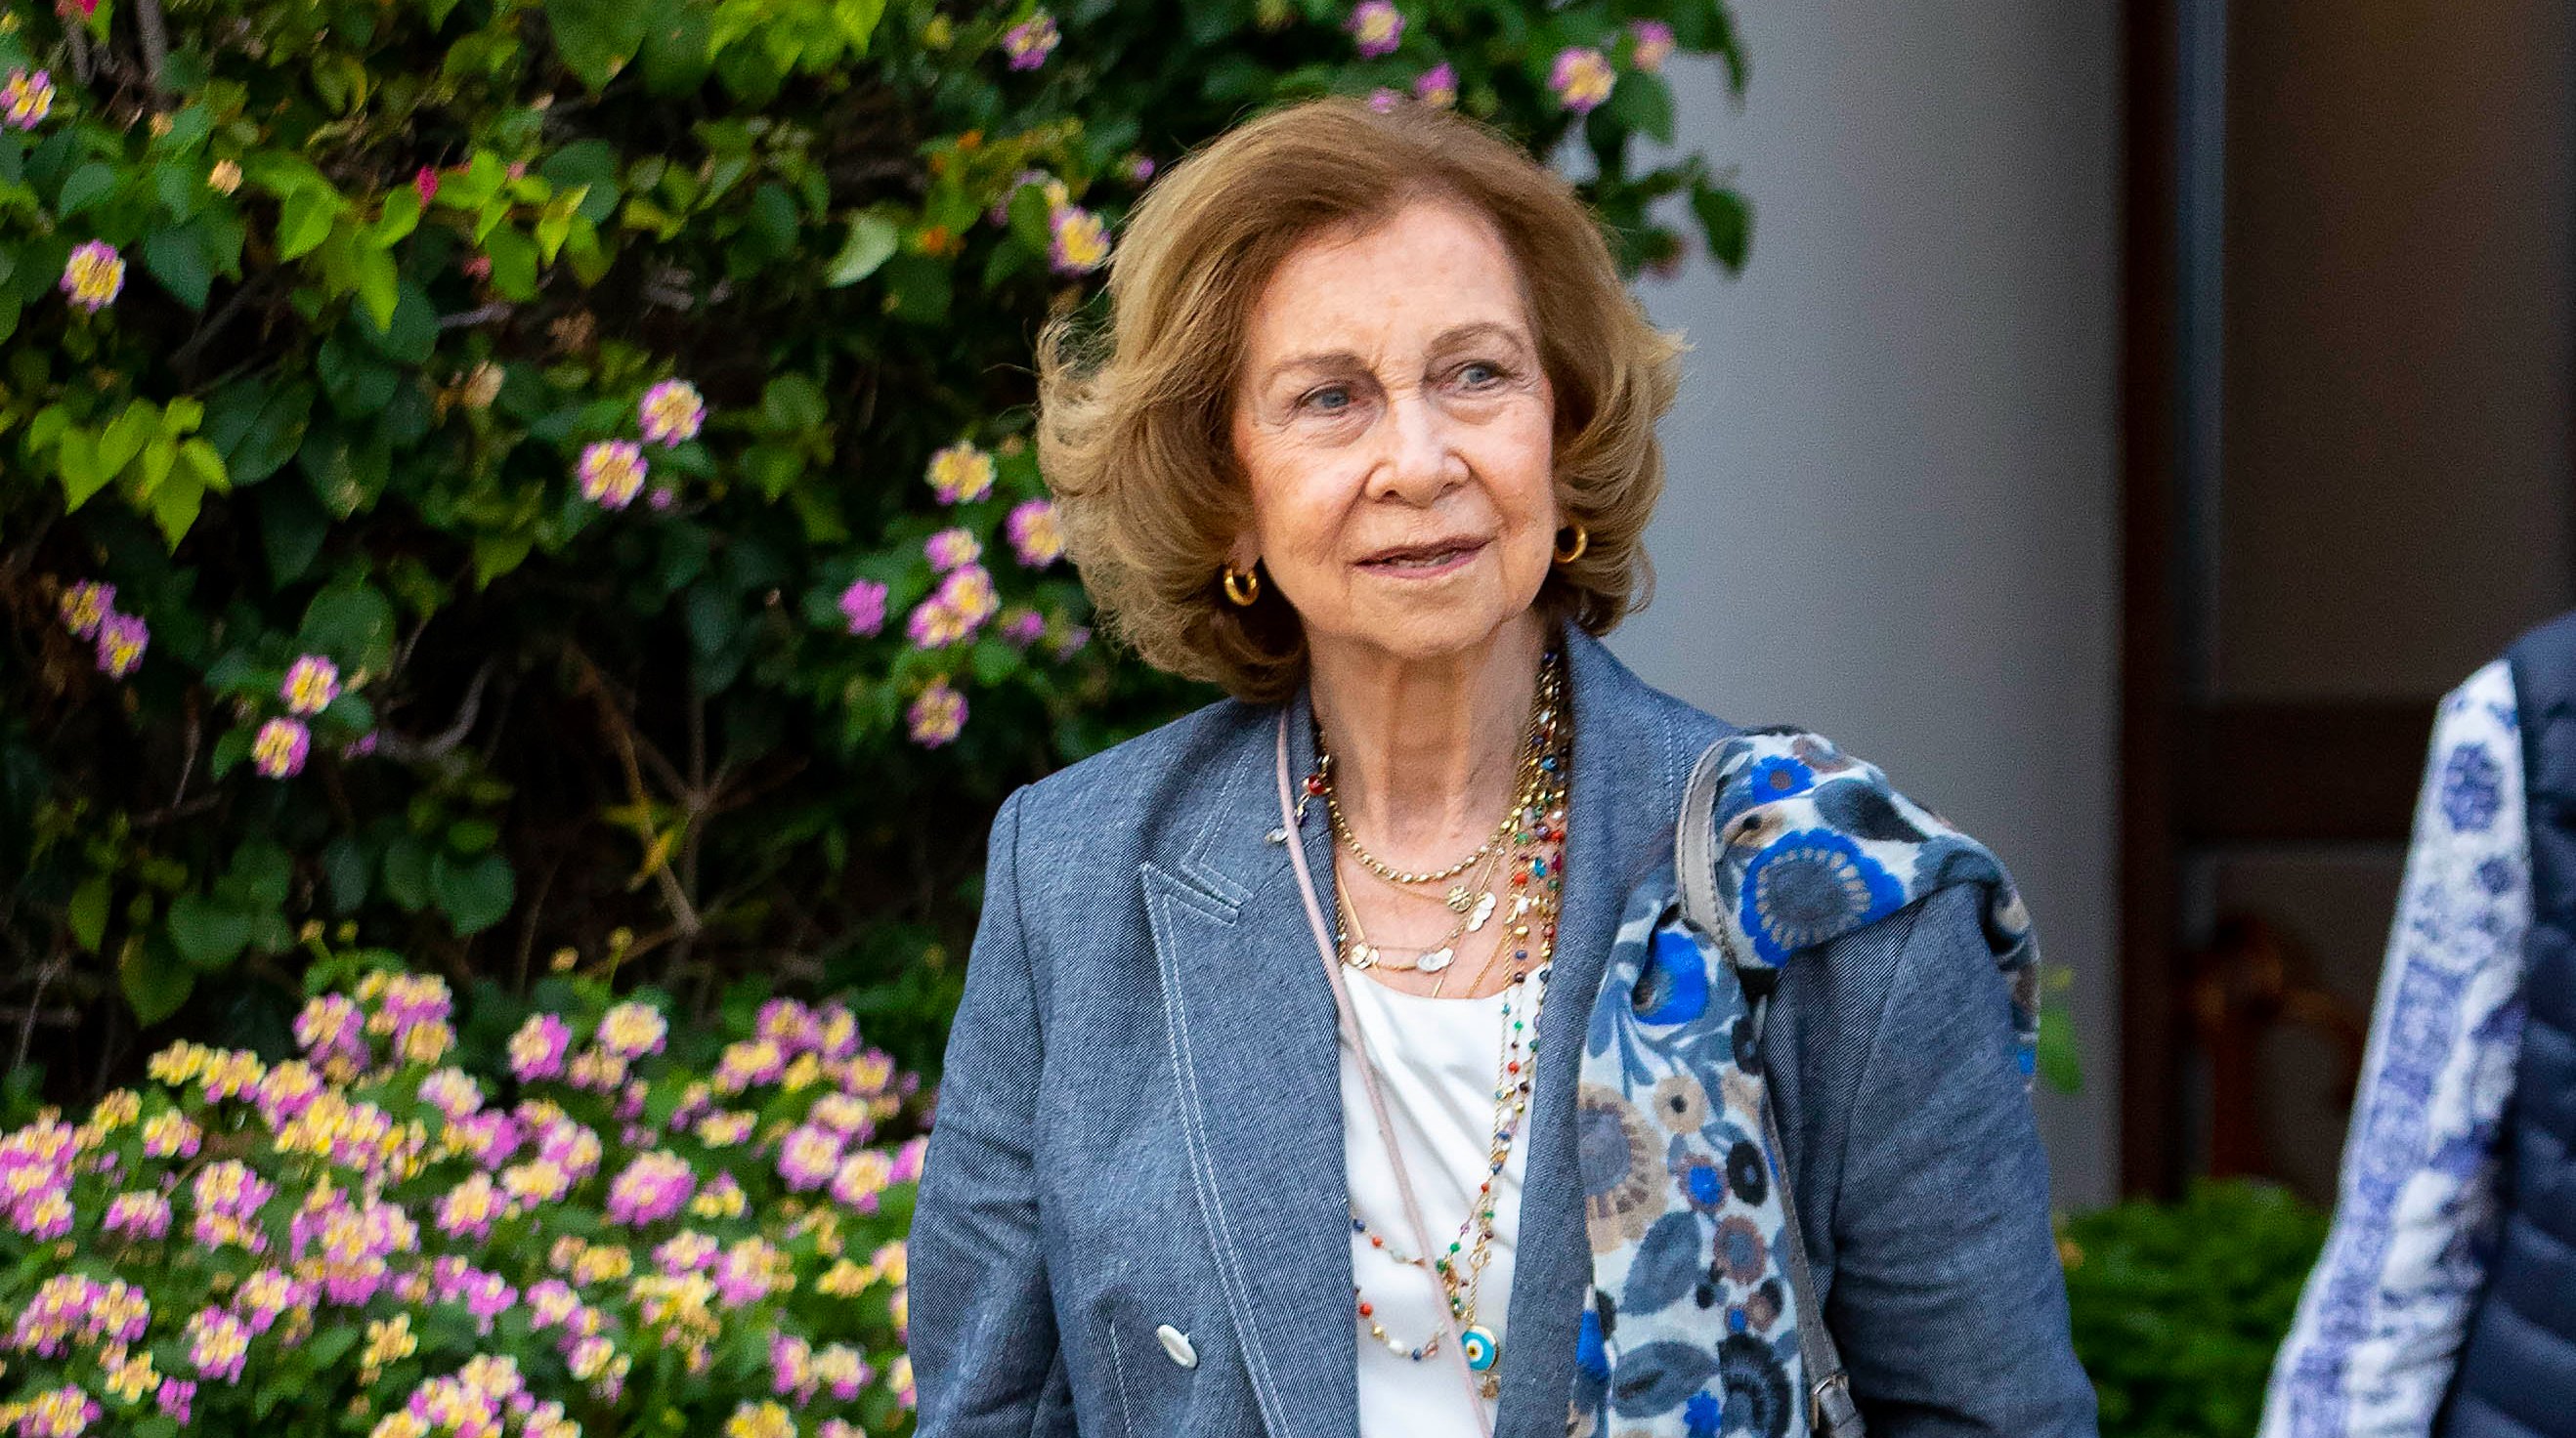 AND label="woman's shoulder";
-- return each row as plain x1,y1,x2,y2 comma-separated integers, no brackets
1006,690,1268,846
